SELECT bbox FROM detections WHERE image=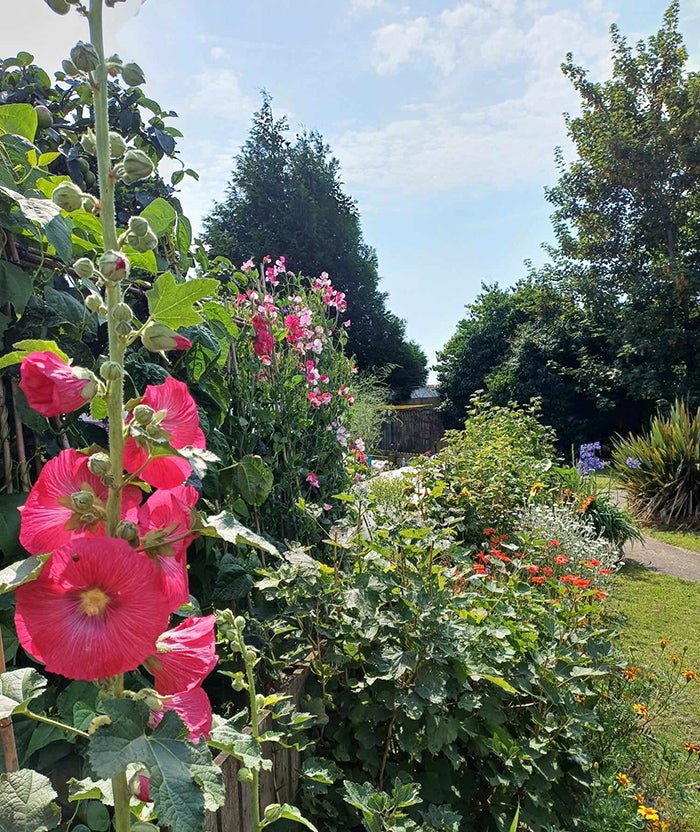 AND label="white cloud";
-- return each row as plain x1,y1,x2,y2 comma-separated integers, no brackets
182,68,256,123
335,1,616,199
210,46,226,60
